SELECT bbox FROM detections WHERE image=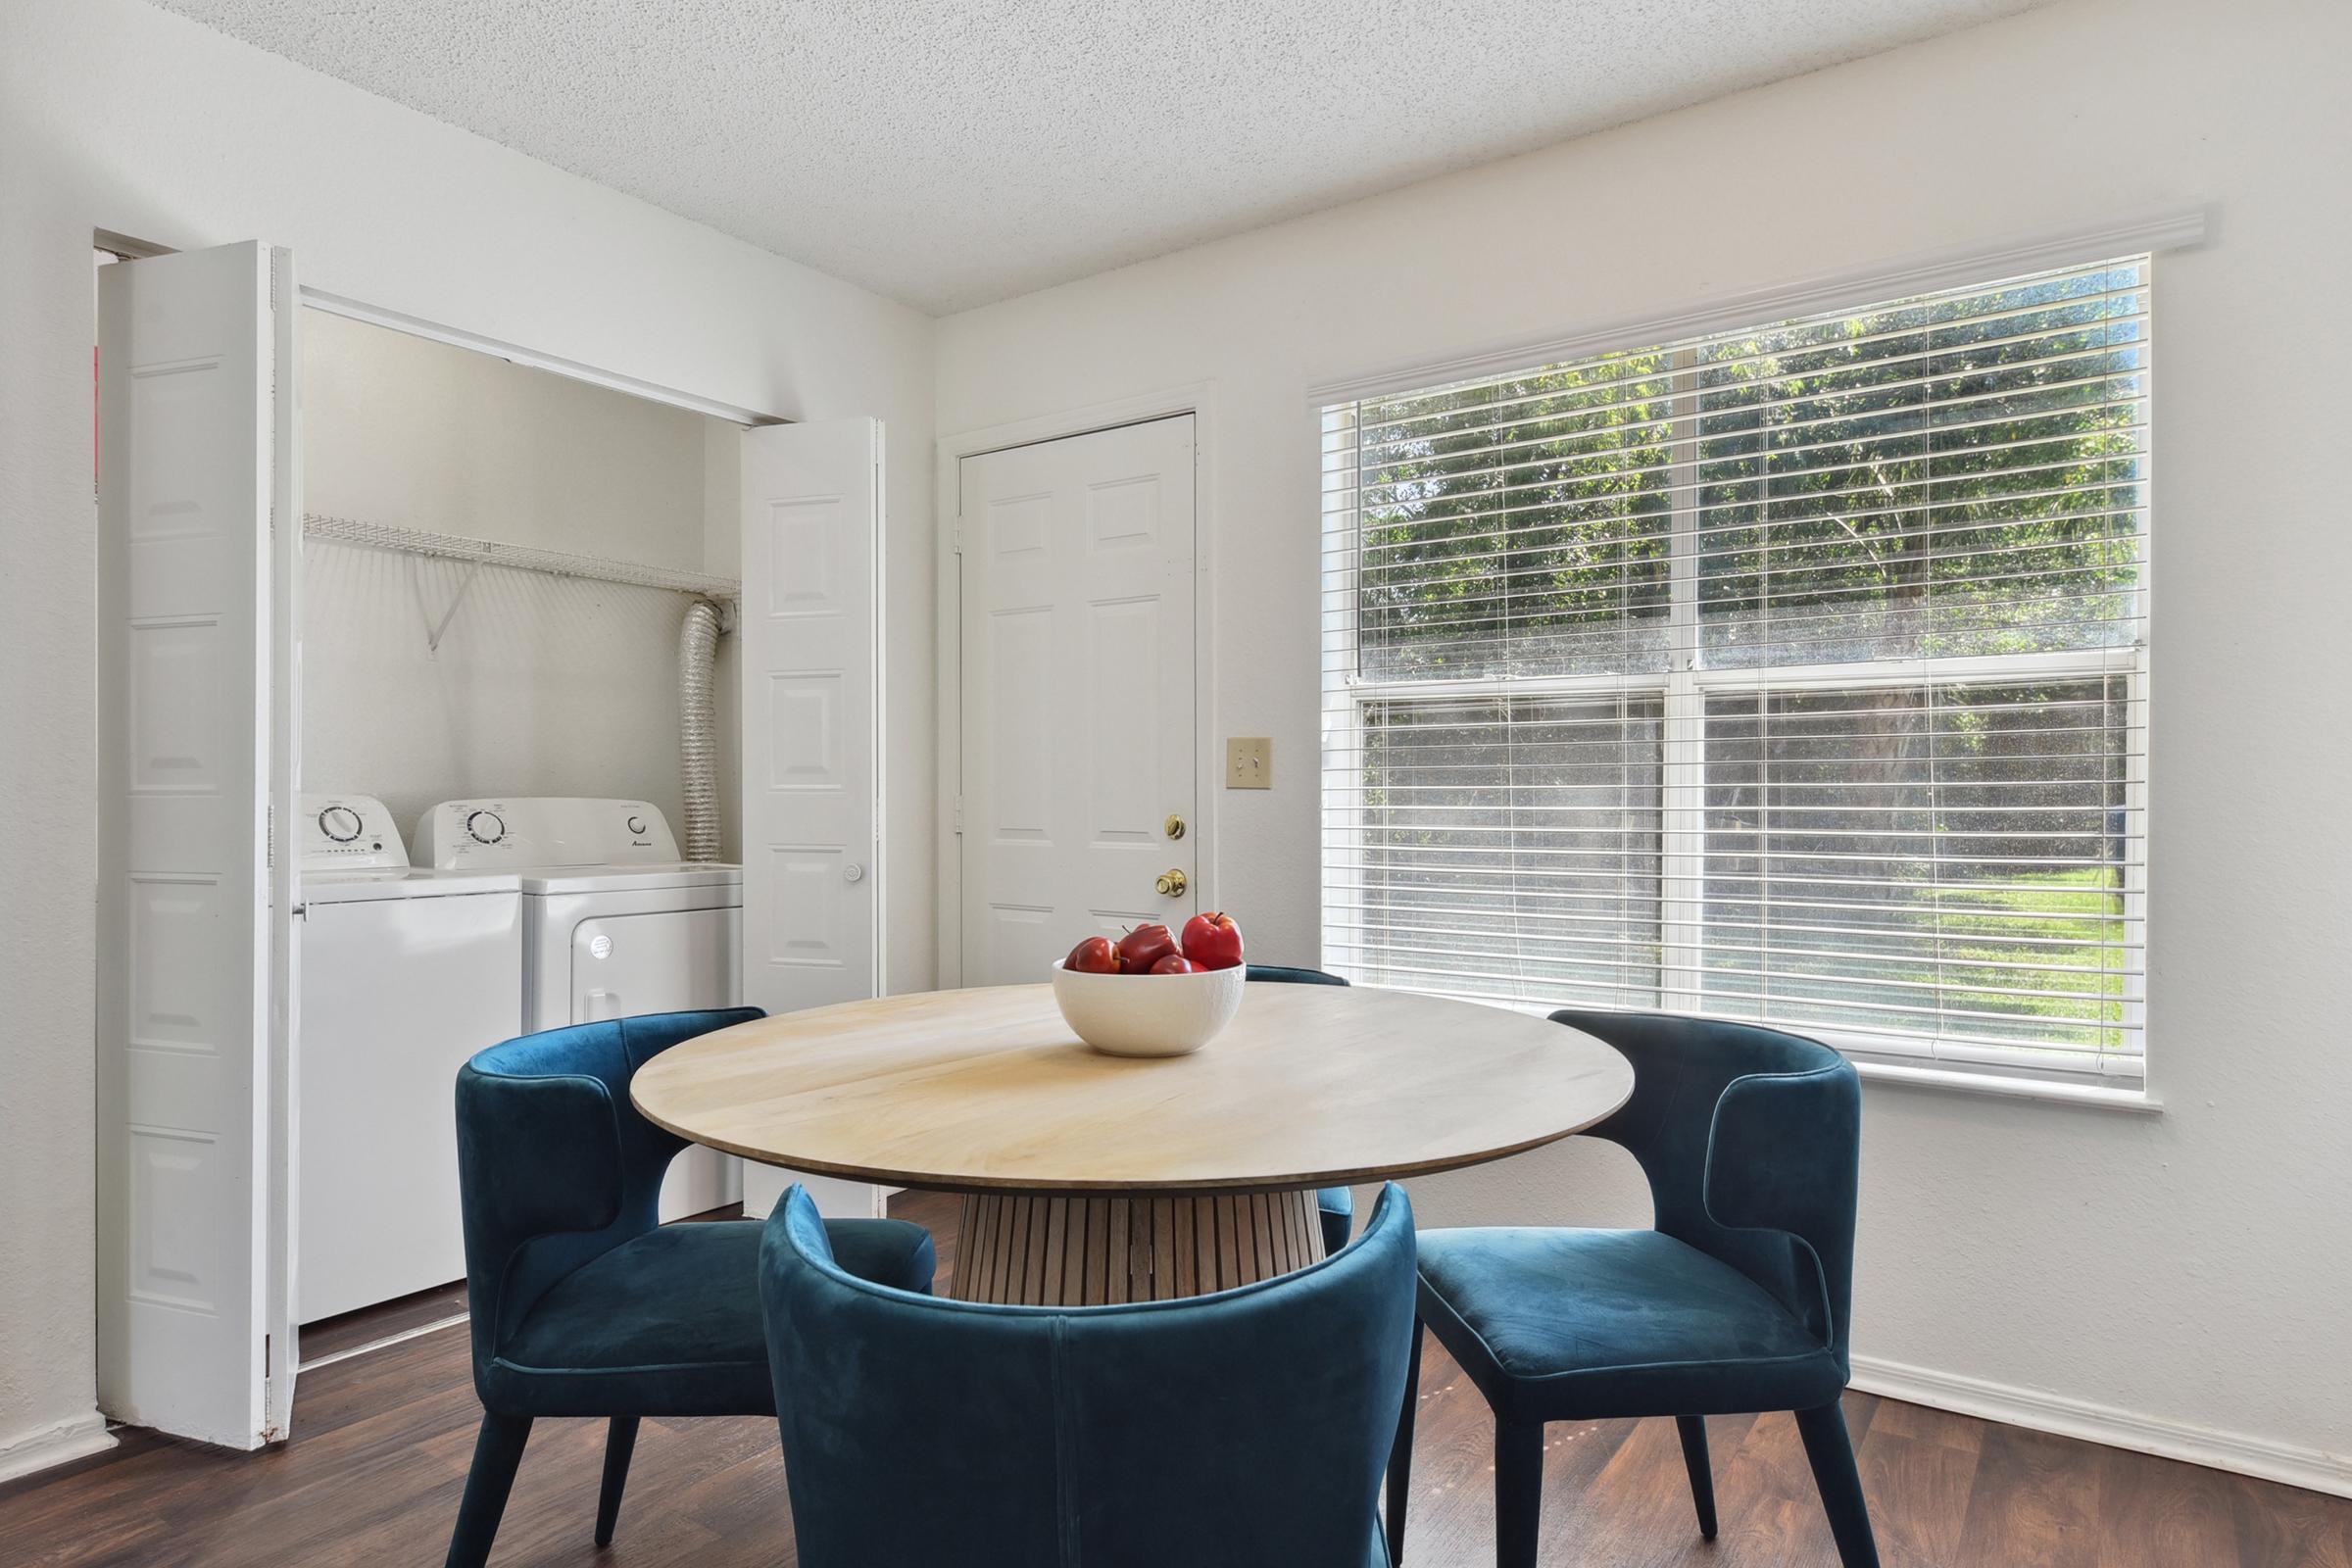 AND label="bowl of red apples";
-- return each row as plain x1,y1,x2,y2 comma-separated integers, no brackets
1051,912,1247,1057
